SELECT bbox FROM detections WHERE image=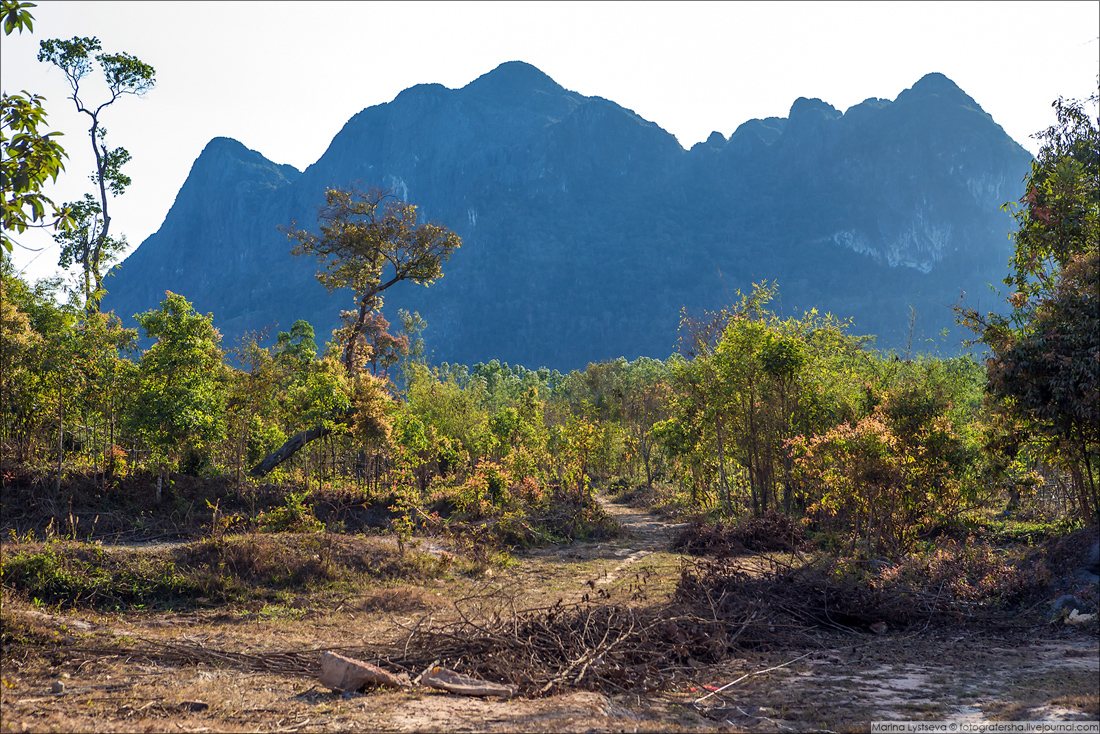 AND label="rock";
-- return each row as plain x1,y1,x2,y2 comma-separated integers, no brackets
50,680,65,694
319,652,410,692
1074,568,1100,586
420,665,517,697
1052,594,1080,614
103,64,1031,370
1082,538,1100,574
1065,610,1097,626
179,701,209,712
